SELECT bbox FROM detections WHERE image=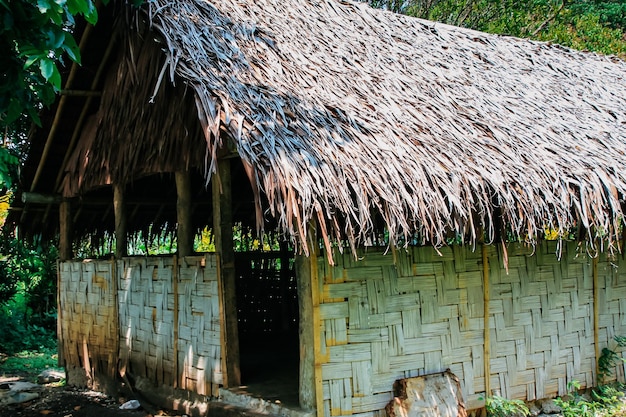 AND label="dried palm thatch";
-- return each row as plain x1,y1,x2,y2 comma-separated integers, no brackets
68,0,626,257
